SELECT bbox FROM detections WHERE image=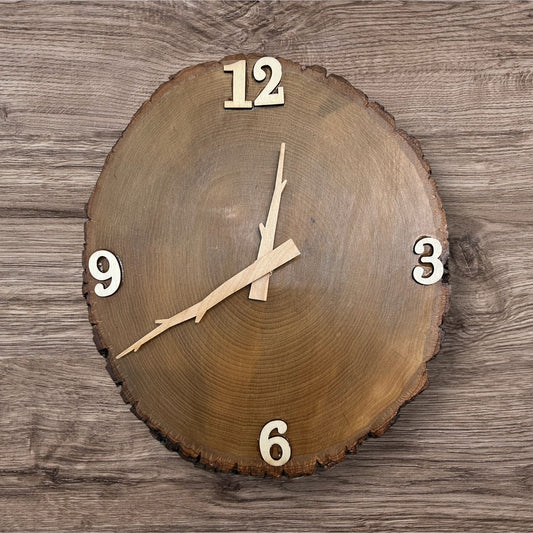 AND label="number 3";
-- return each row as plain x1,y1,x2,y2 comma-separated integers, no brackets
412,237,444,285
